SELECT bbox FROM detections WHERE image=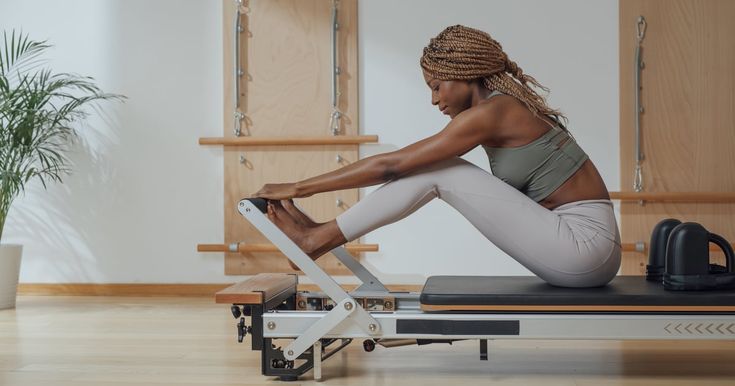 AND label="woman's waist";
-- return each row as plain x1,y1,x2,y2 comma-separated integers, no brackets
539,160,610,210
